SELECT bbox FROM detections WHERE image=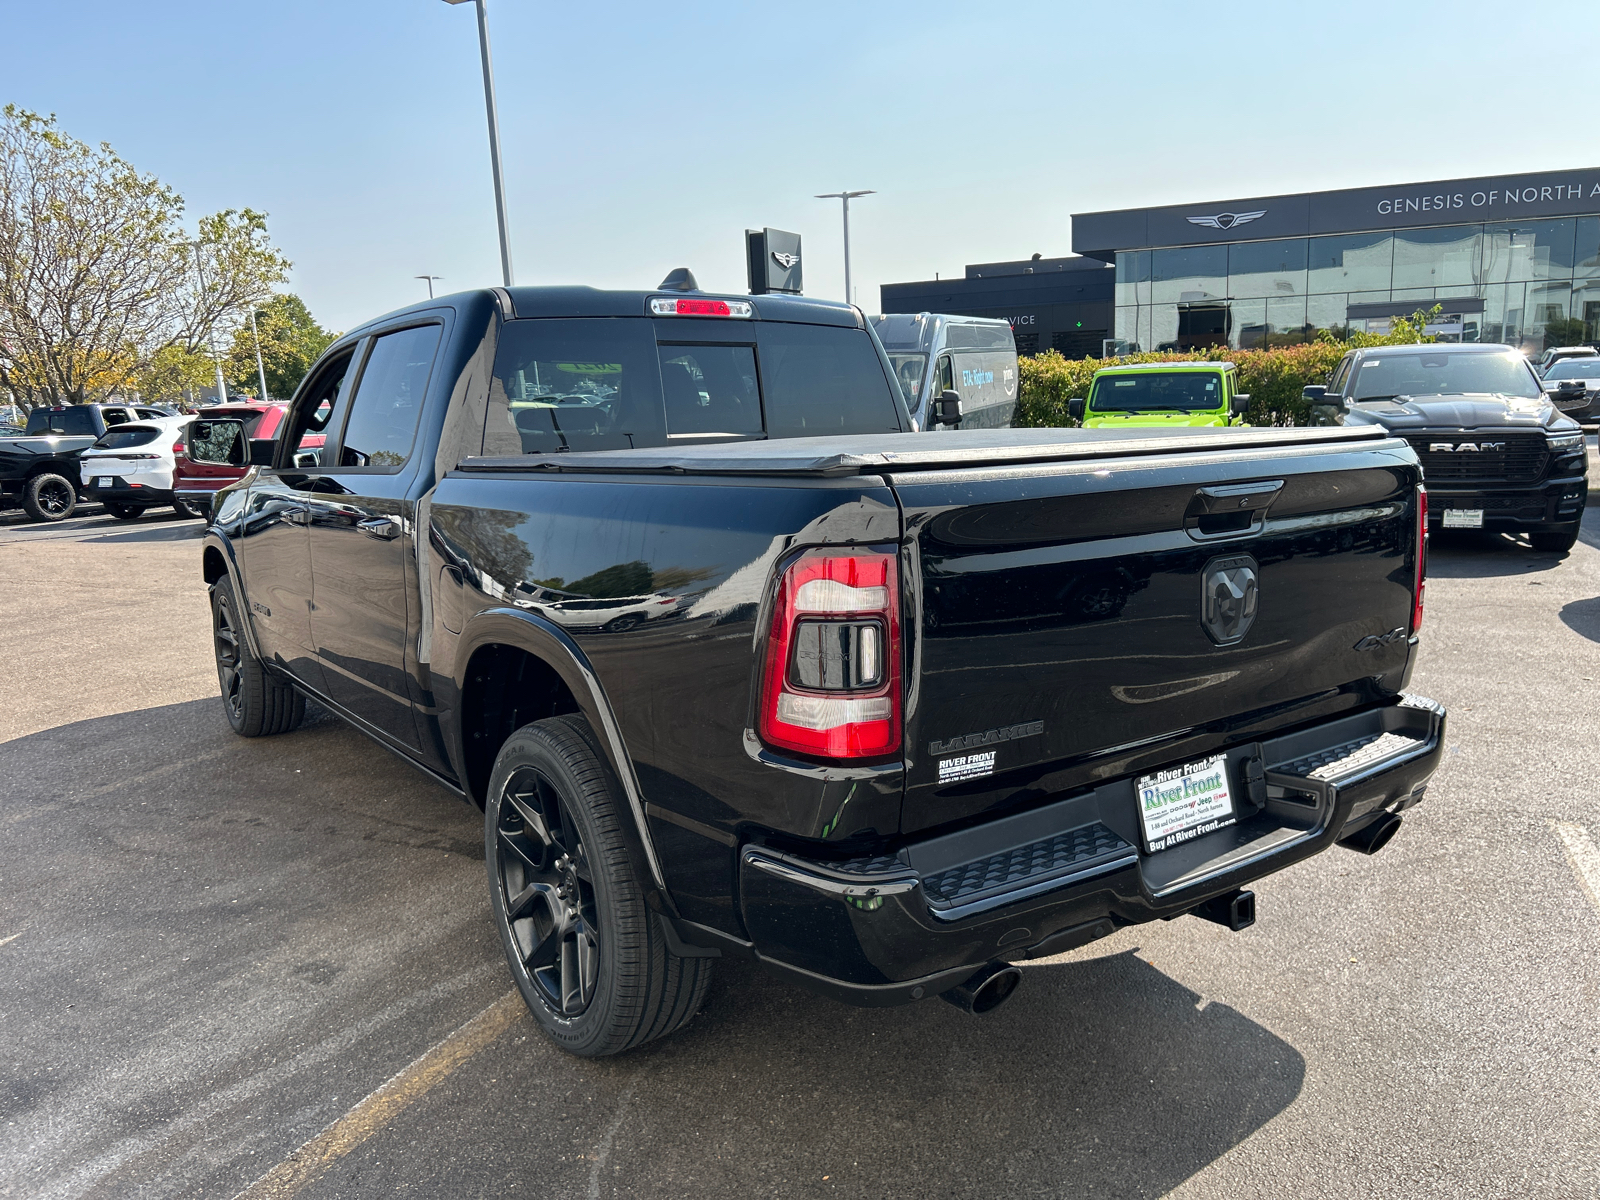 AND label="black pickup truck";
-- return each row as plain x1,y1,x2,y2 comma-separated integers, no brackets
1305,343,1587,552
196,283,1444,1057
